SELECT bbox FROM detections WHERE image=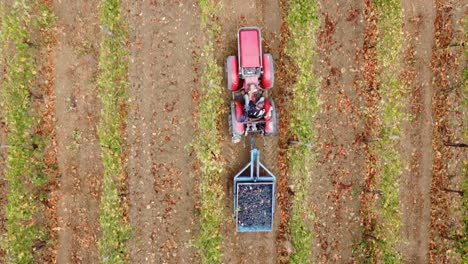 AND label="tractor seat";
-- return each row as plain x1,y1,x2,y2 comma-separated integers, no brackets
235,98,272,122
247,116,264,122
